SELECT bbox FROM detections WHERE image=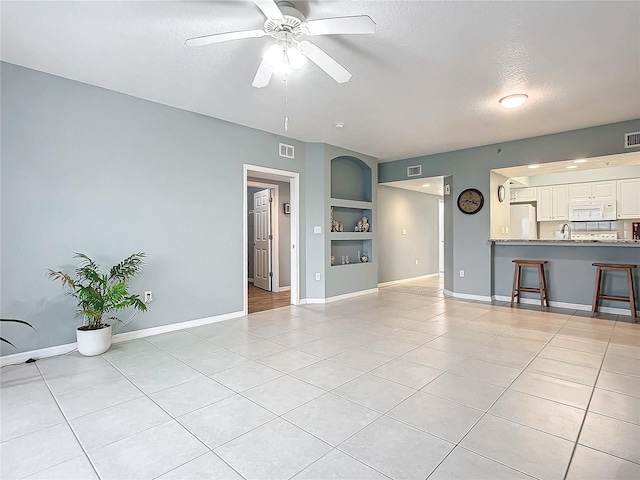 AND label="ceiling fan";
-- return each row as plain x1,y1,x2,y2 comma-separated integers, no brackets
185,0,375,88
